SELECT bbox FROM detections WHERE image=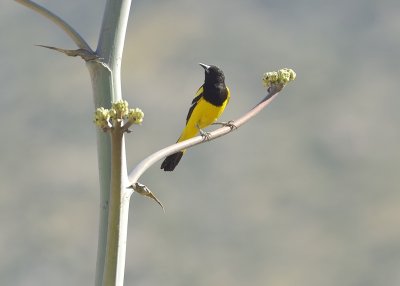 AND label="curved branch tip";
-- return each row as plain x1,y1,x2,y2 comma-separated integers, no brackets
15,0,92,51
